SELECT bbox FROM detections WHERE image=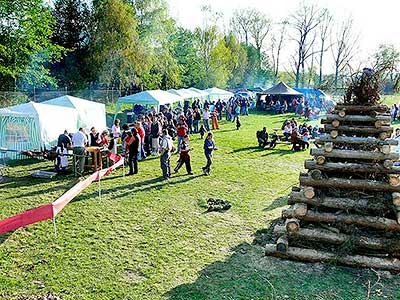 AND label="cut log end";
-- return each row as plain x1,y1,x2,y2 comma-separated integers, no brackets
276,235,289,253
285,218,300,233
316,156,326,165
393,192,400,206
324,142,334,153
330,130,339,138
303,187,315,199
389,175,400,187
332,120,340,128
381,145,391,155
